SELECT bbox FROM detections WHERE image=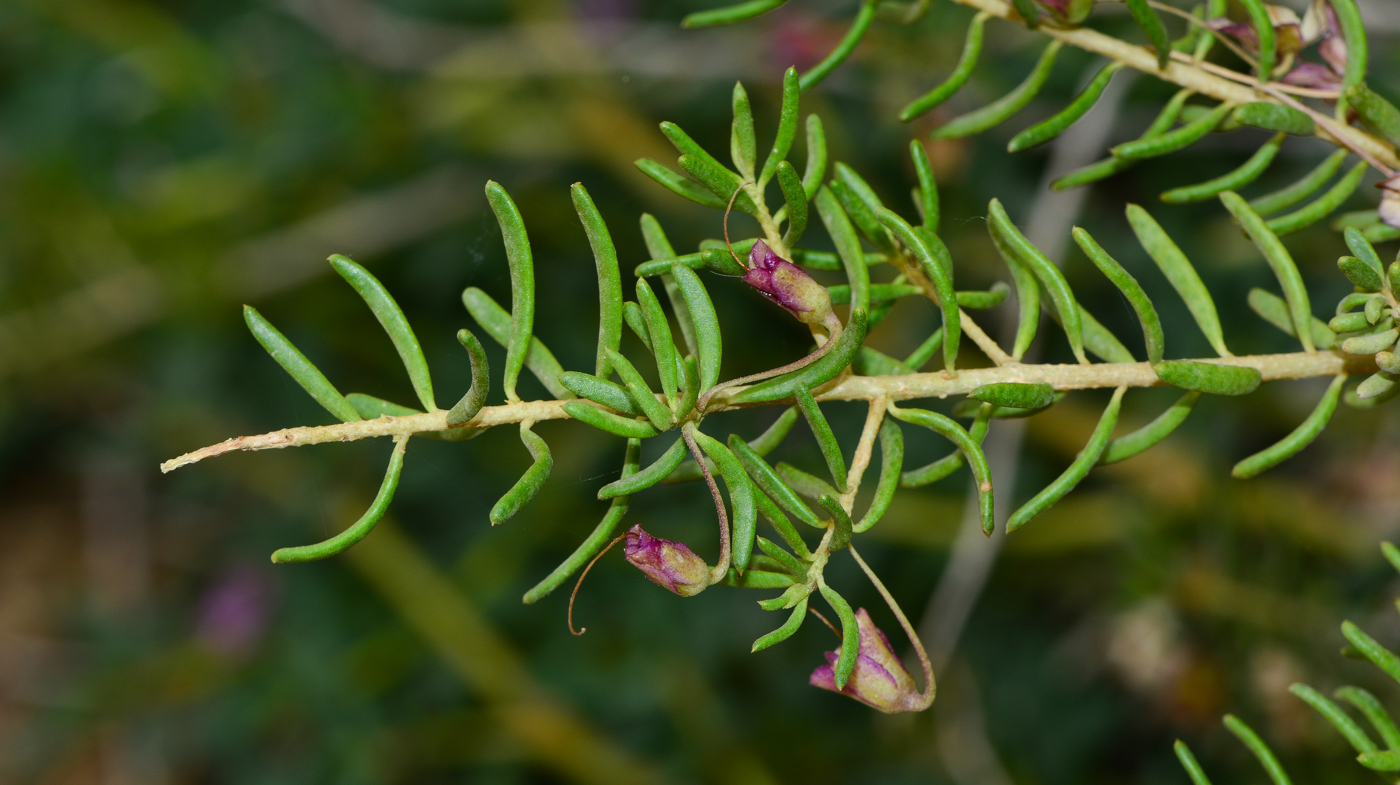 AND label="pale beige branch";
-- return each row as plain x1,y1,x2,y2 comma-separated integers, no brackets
162,350,1374,473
